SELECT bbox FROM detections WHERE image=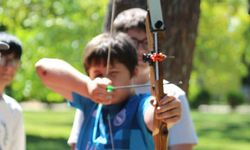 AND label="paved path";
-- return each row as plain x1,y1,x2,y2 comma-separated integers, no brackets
198,104,250,114
20,100,73,111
